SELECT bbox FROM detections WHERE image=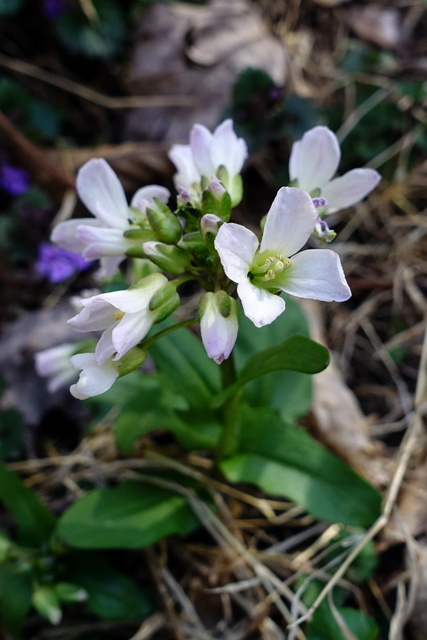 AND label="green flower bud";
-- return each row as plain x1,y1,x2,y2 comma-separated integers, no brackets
146,198,182,244
202,176,232,221
123,228,157,242
143,241,191,275
32,586,62,625
55,582,87,603
116,346,147,377
178,232,206,252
